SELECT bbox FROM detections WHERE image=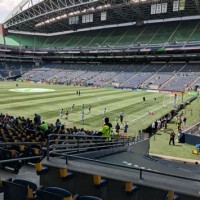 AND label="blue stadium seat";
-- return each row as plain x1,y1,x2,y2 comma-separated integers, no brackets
13,179,37,190
35,186,72,200
79,196,102,200
0,148,22,174
1,179,37,200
